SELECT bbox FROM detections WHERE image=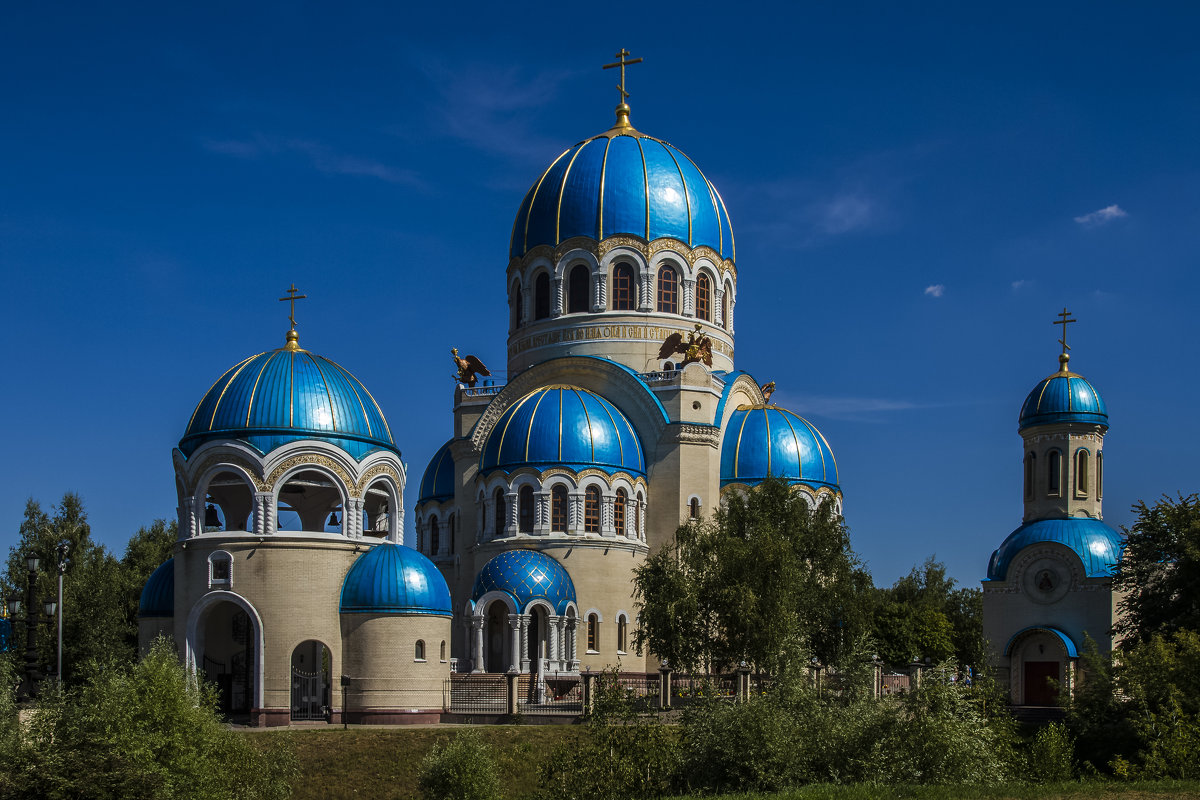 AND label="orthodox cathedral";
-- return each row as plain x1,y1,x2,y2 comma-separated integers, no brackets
136,55,1121,724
